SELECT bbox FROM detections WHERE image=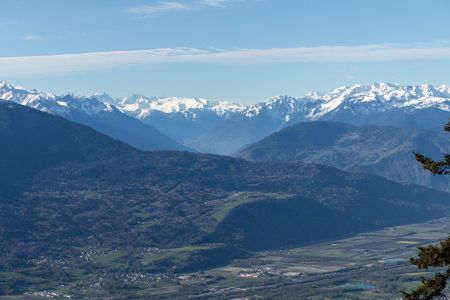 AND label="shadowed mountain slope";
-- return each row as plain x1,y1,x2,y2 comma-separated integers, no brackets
237,121,450,192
